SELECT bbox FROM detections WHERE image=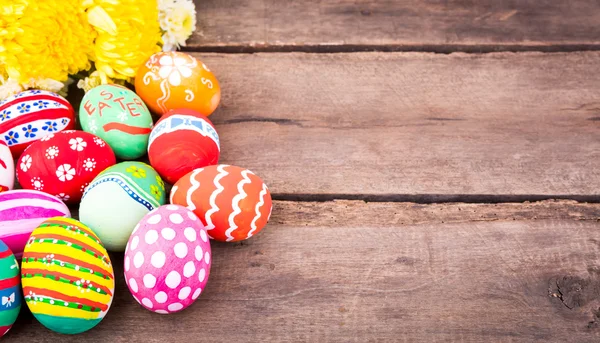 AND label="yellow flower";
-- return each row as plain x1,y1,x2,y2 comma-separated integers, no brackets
158,0,197,51
0,0,95,93
126,166,147,178
85,0,162,84
155,175,165,190
150,184,162,200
